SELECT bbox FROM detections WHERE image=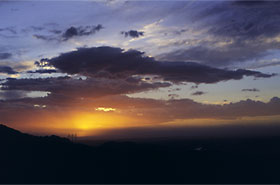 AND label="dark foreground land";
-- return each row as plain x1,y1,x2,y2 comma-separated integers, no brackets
1,124,280,183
